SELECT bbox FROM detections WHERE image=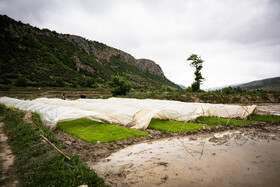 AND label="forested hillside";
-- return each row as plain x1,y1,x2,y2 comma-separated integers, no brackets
0,15,179,90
